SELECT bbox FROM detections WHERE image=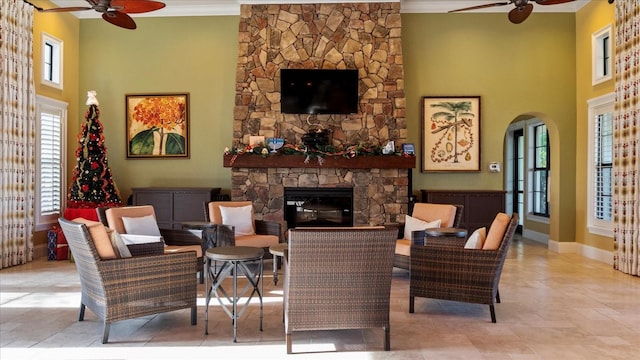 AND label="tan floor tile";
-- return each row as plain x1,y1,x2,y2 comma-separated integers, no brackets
1,236,638,359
